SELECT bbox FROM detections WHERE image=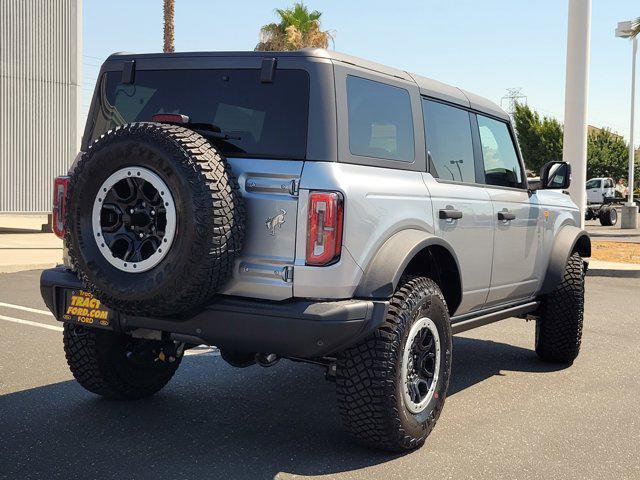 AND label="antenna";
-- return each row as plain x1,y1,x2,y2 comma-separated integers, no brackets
501,88,527,117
